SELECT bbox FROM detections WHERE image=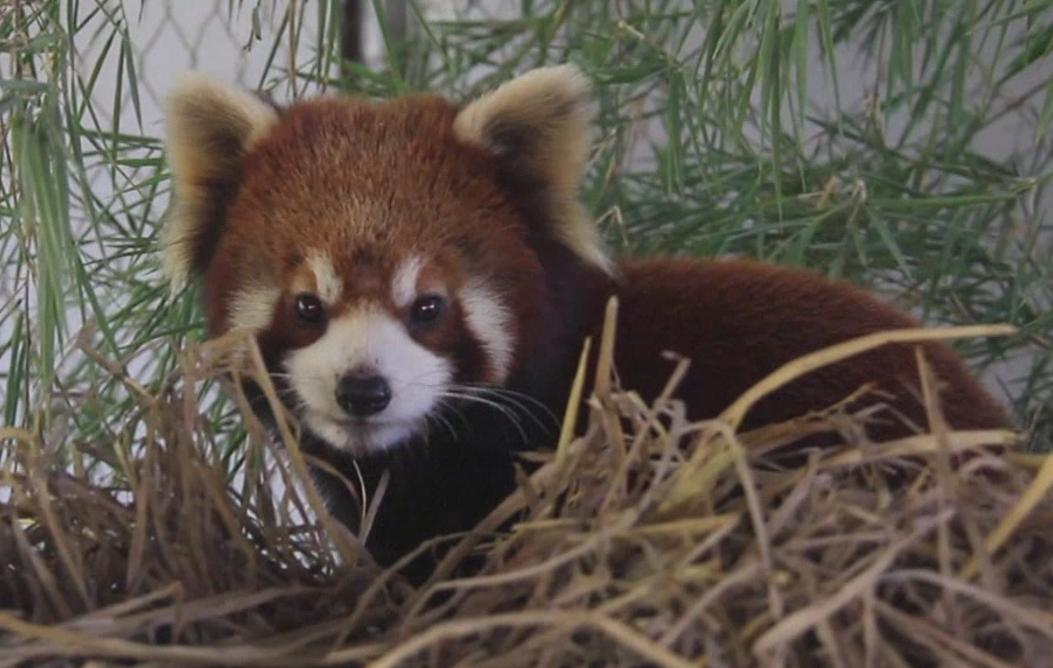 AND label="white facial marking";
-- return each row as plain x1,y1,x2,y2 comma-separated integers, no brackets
284,307,452,455
459,280,515,382
228,284,281,331
307,252,342,304
391,255,422,308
